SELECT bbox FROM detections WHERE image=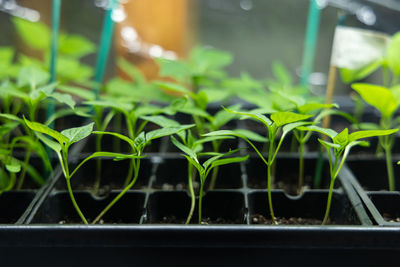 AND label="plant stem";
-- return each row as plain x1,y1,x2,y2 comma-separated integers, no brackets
208,140,221,190
198,180,204,224
66,177,88,224
92,158,140,224
385,146,395,191
267,135,277,224
185,163,195,224
93,134,102,195
322,177,335,225
298,141,305,194
16,149,31,190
